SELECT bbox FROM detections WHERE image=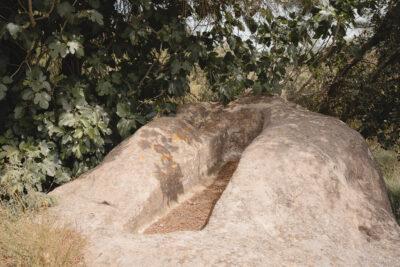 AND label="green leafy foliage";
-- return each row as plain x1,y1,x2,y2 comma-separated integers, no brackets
0,0,262,205
0,133,69,209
